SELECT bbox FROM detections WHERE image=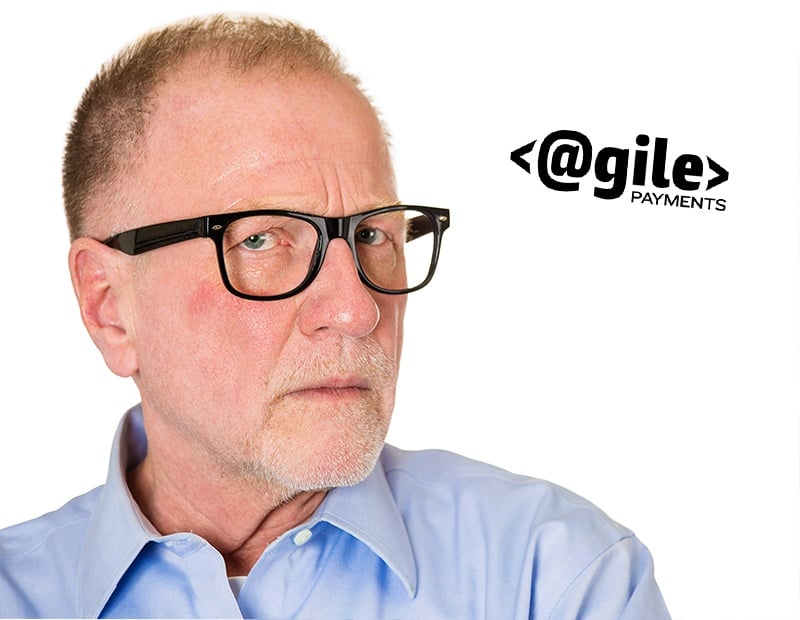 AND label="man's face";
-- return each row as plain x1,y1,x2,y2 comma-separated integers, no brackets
112,61,405,493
